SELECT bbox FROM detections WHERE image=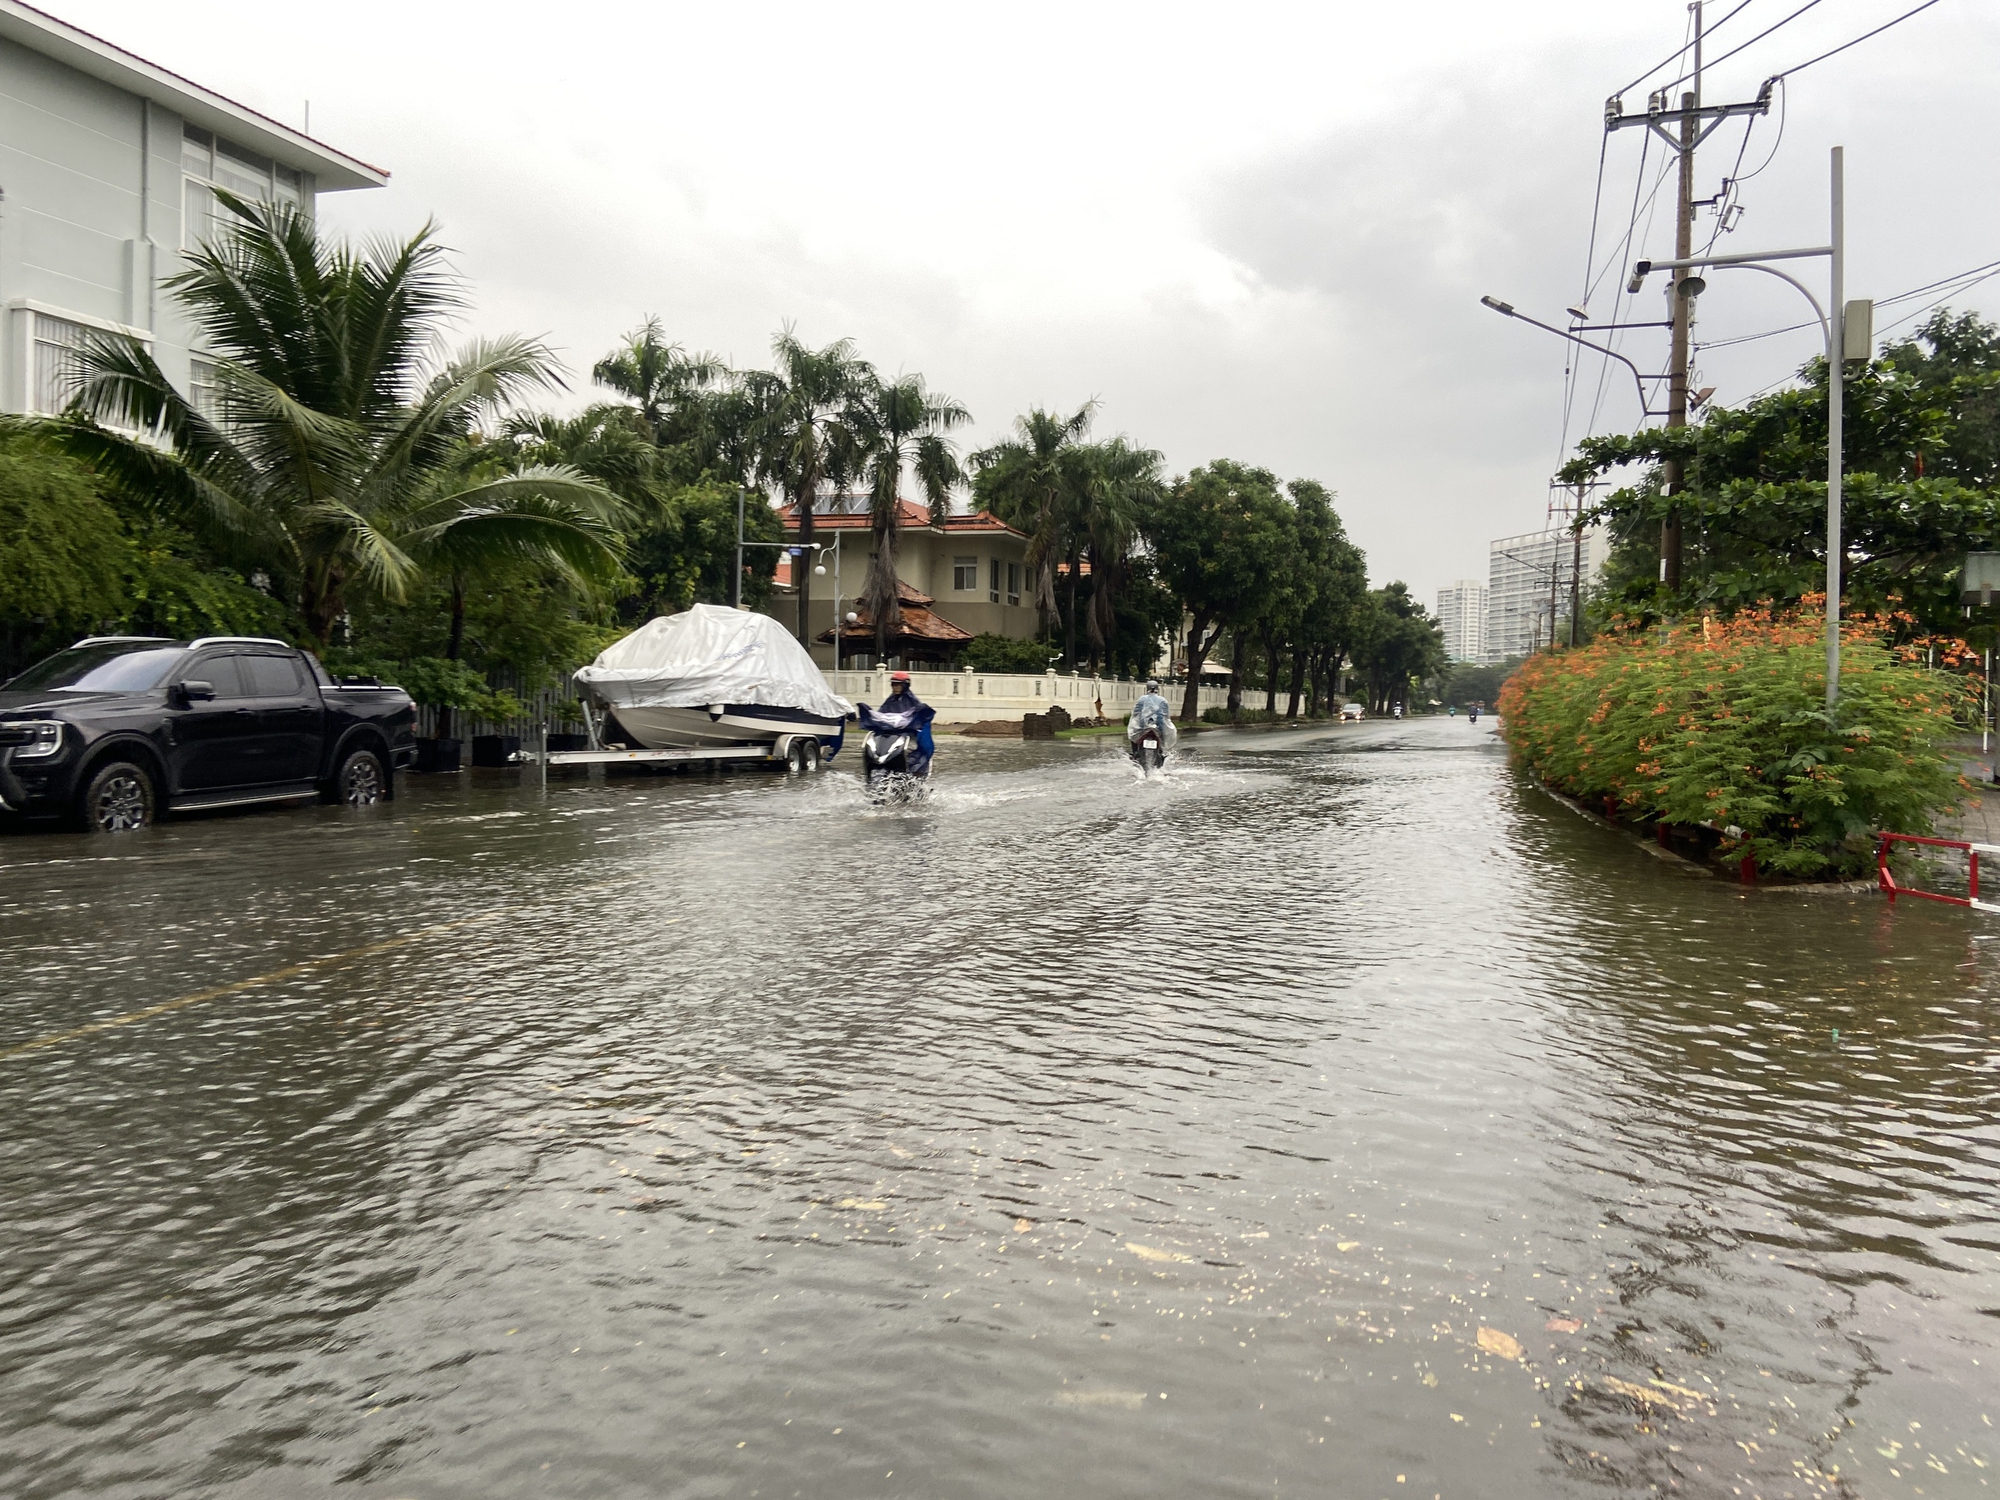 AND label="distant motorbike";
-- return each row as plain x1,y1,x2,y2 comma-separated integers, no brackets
1126,715,1177,775
858,703,934,799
